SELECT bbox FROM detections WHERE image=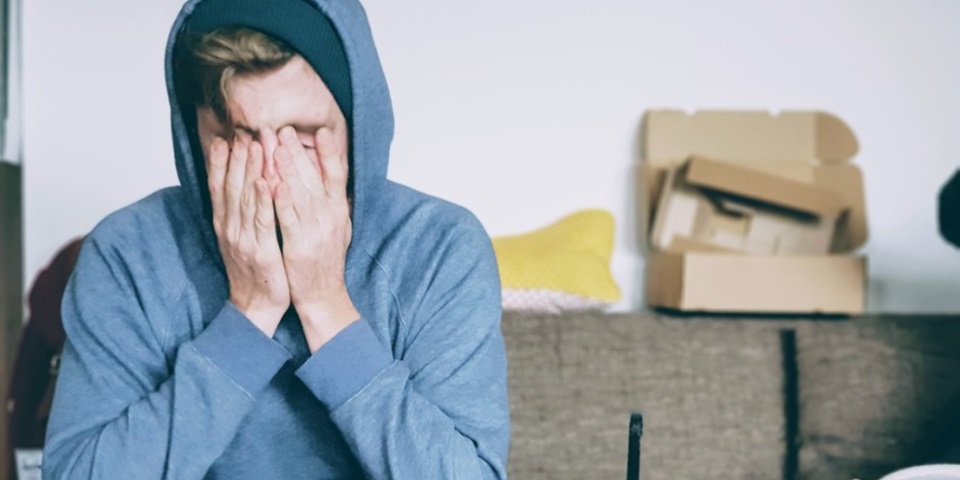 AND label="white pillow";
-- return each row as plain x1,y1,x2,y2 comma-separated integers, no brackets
879,465,960,480
501,288,610,314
